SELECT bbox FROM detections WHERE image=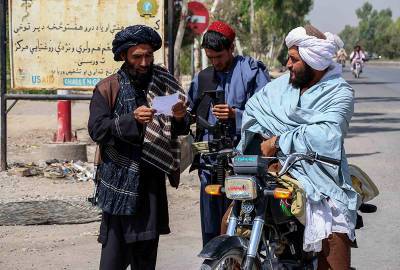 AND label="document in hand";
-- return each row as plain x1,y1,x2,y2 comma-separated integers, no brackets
152,93,180,116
